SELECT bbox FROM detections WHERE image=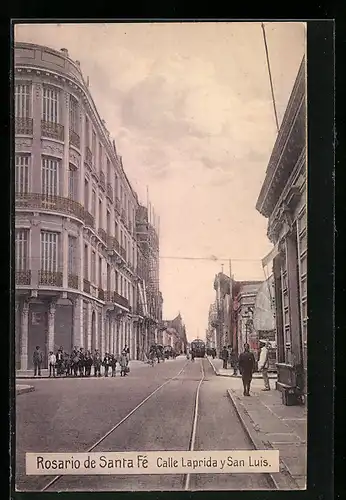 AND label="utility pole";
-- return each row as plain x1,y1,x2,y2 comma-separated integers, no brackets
228,259,233,350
